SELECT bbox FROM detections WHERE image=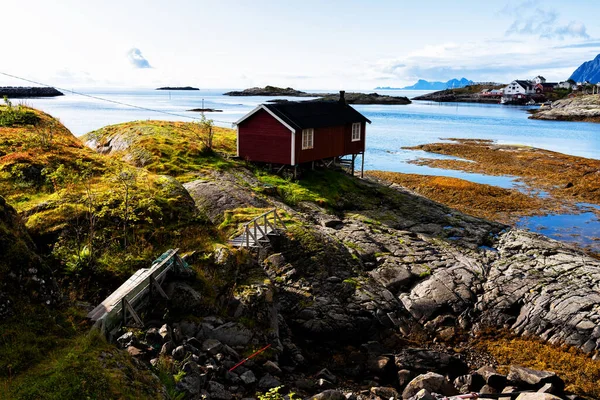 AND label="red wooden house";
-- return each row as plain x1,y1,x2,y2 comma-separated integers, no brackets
234,91,371,177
